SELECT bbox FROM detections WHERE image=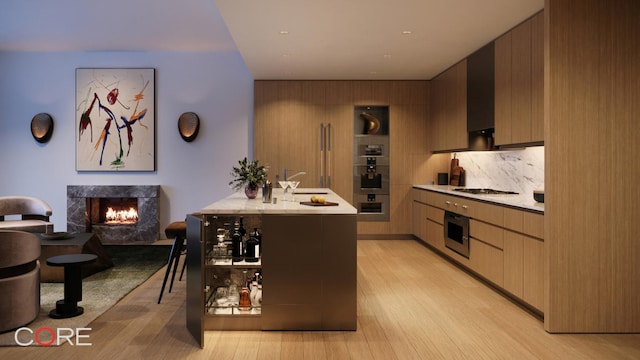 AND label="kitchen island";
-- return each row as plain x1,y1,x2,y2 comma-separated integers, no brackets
186,188,357,348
